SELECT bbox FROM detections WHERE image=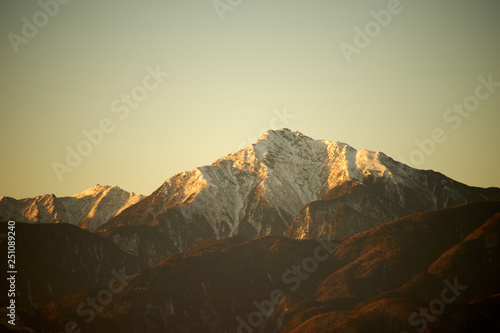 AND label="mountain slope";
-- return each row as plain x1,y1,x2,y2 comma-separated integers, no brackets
280,203,500,333
287,155,500,240
0,222,144,310
34,201,500,333
0,185,144,232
